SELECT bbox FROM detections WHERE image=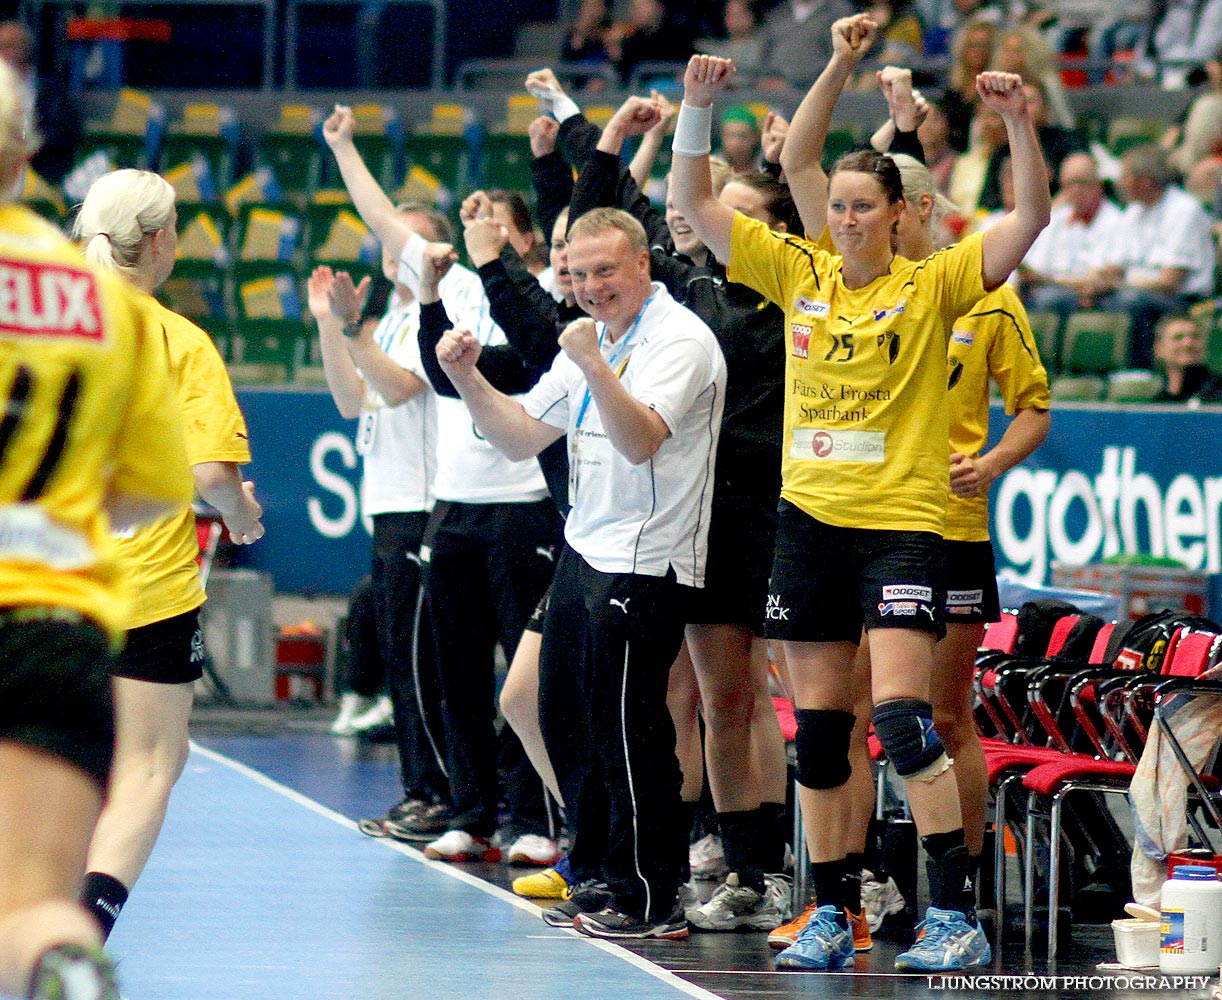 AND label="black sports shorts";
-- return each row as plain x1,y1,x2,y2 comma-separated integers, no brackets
112,607,204,684
0,609,115,788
